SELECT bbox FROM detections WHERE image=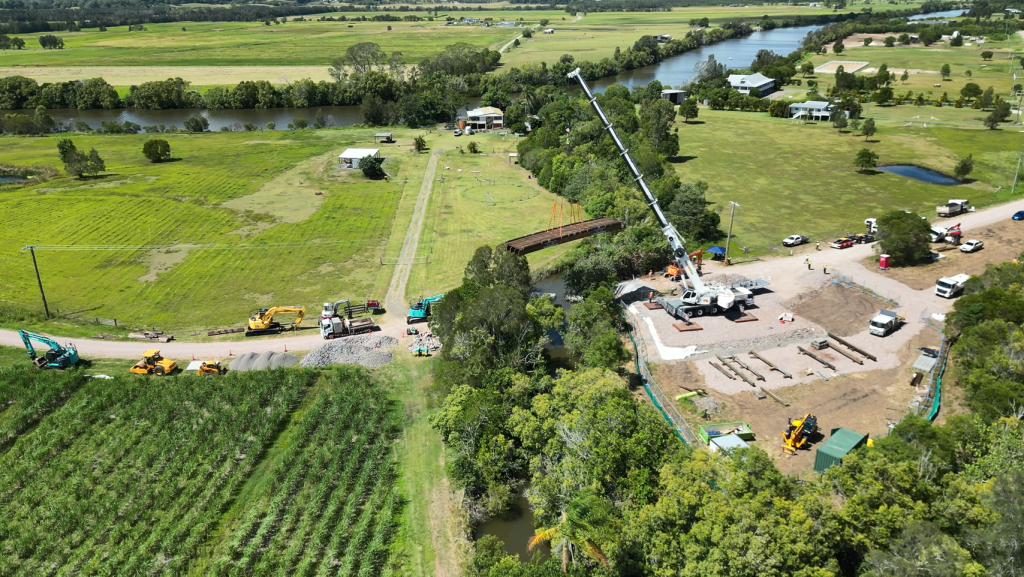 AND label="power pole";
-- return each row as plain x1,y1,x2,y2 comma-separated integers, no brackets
23,245,50,319
724,201,740,265
1012,152,1024,196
